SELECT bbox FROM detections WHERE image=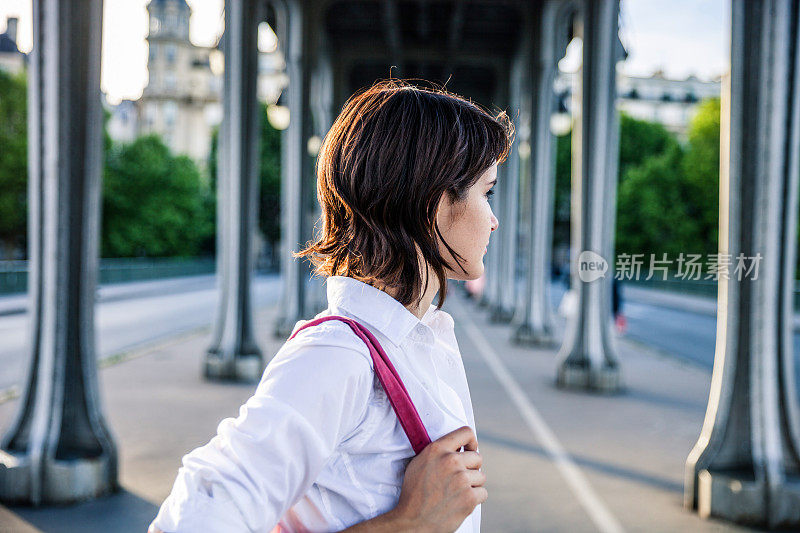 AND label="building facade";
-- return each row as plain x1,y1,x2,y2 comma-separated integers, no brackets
0,17,25,74
135,0,288,162
137,0,221,162
556,68,721,140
